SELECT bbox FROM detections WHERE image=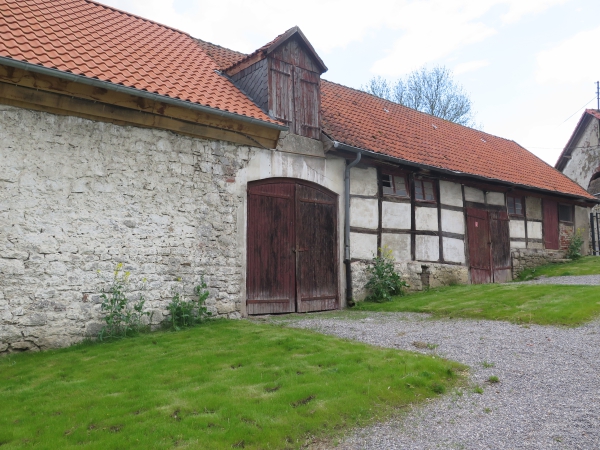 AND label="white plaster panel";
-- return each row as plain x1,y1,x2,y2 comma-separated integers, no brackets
486,191,505,206
350,232,377,260
511,240,527,249
509,220,526,238
527,221,542,239
350,198,378,229
441,209,465,234
439,180,463,207
350,167,378,196
464,186,484,203
382,201,411,229
415,235,440,261
244,149,345,195
526,197,542,220
415,207,439,231
381,233,411,262
443,238,465,263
